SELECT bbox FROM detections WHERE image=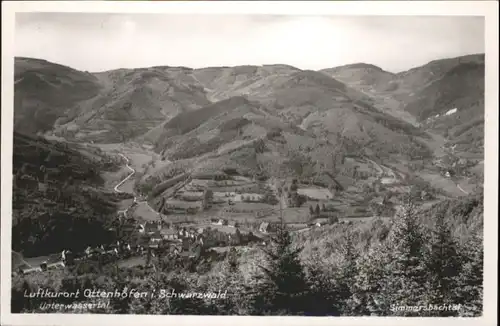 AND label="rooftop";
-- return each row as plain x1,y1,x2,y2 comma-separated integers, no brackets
161,229,177,236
